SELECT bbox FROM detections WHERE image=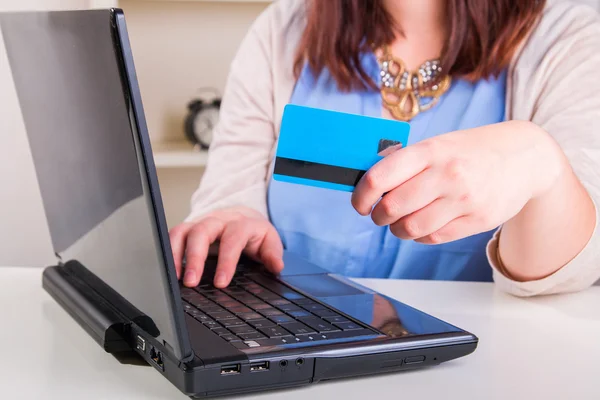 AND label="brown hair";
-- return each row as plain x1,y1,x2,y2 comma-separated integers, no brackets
294,0,546,91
